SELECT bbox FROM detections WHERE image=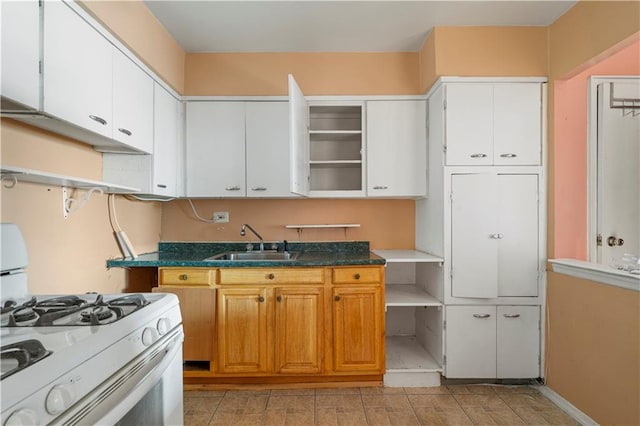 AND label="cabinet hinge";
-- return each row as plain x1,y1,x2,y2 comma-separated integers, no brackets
443,99,447,110
443,144,447,153
449,267,453,279
538,355,541,366
596,233,603,246
443,355,446,366
39,60,42,75
538,319,541,331
443,320,446,331
39,0,43,7
449,191,453,203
